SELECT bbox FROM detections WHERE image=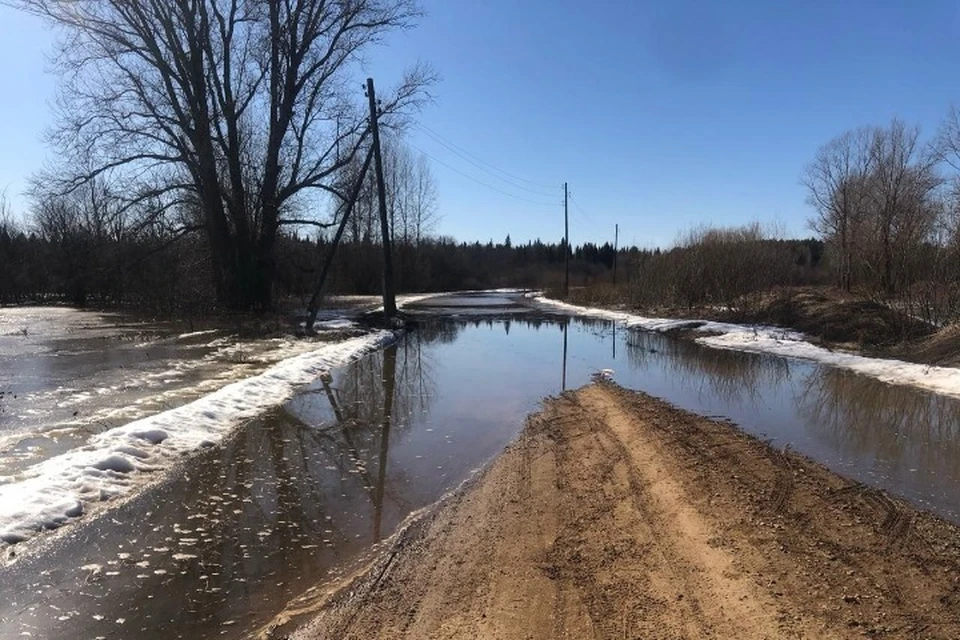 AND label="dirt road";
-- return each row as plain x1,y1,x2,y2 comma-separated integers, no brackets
282,383,960,639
